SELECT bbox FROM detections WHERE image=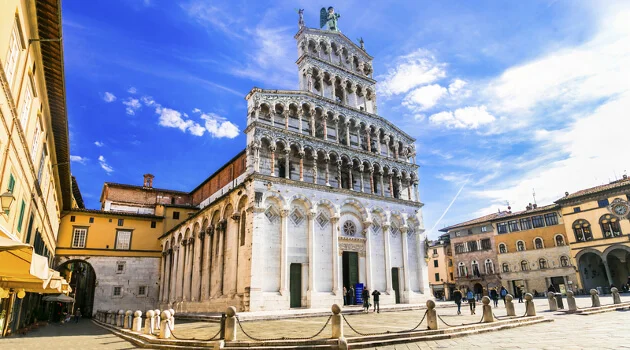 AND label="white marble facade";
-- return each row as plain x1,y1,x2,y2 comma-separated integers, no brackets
158,26,428,312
